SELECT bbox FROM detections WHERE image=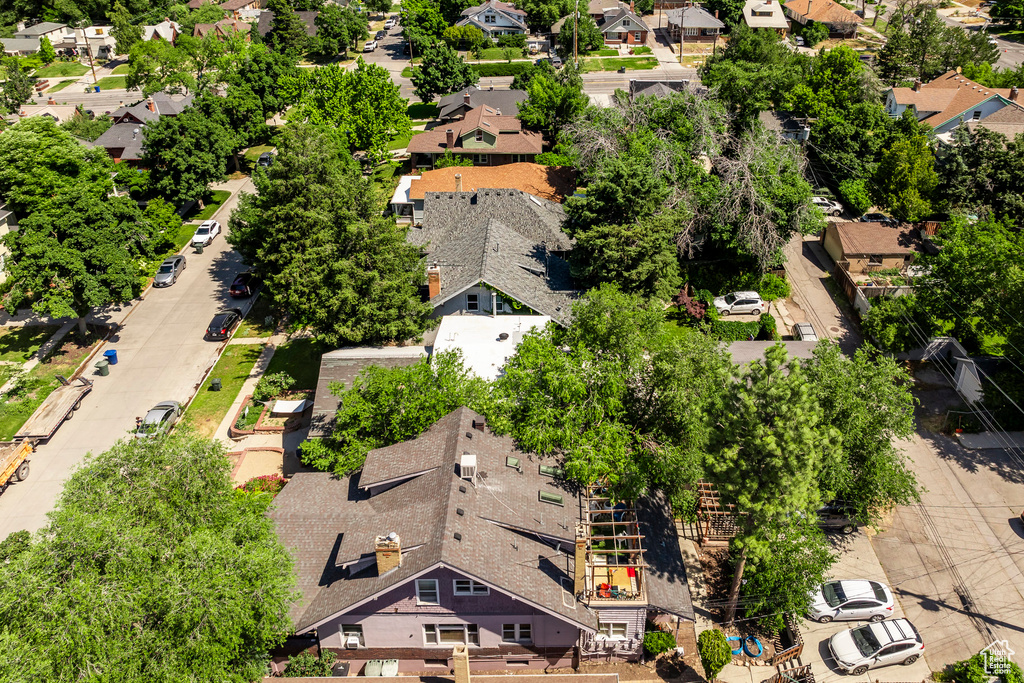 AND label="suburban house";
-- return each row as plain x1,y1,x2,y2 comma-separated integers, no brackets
823,222,923,275
884,70,1023,136
194,17,250,38
456,0,529,40
406,105,543,169
75,26,117,59
742,0,790,34
0,202,16,283
410,188,577,324
1,38,39,55
13,21,70,44
221,0,261,11
629,80,690,98
91,93,195,164
665,6,725,43
270,407,693,671
8,104,81,125
257,10,320,39
389,163,574,224
597,3,650,46
187,0,217,8
438,87,528,121
759,110,811,141
783,0,861,38
142,19,182,43
963,98,1024,140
